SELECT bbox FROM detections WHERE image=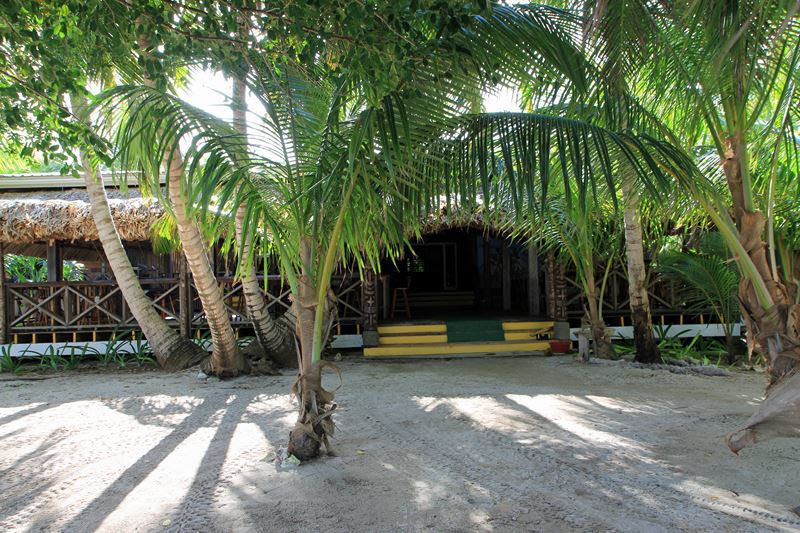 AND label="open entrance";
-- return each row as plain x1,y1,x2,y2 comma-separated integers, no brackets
380,227,544,321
